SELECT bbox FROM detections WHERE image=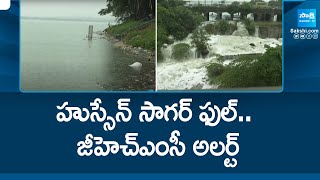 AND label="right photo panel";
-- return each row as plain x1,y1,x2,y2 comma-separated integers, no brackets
157,0,282,91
